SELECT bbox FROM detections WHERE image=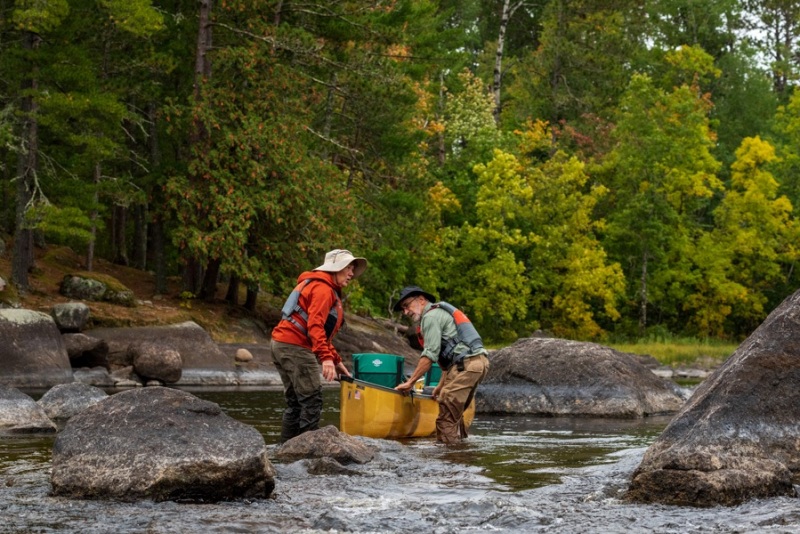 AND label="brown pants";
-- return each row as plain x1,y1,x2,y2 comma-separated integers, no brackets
270,340,323,443
436,354,489,445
